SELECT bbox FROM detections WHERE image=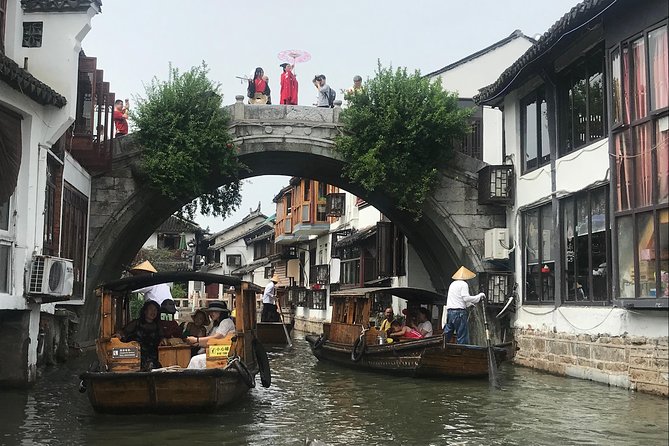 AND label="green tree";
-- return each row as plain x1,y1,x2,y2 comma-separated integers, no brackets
132,63,243,219
336,63,472,219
